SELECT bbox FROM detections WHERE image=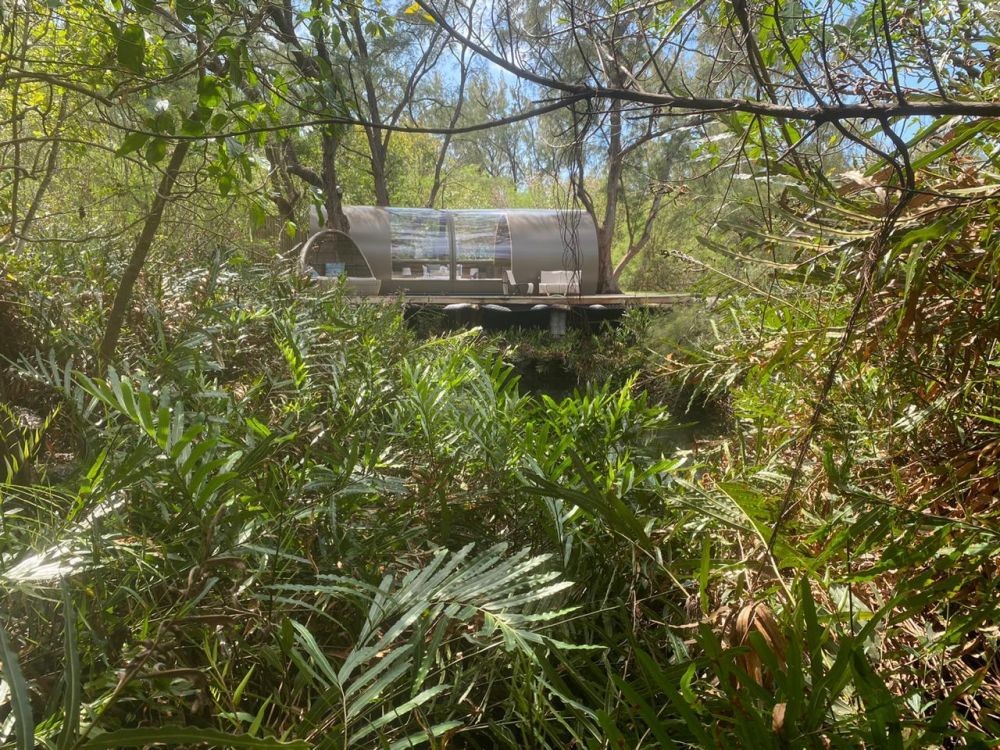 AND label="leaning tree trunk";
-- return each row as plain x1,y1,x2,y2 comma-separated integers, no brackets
321,133,349,231
596,99,624,294
15,95,70,254
595,227,621,294
349,12,391,207
99,141,190,368
264,138,302,253
426,49,469,209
